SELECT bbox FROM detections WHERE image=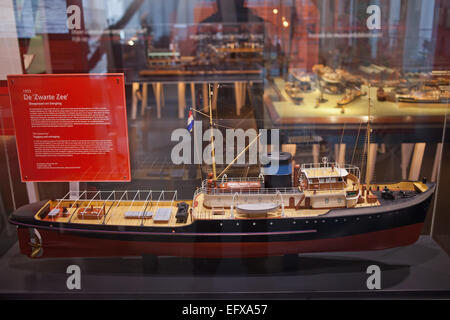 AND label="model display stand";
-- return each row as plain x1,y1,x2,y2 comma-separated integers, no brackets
1,236,449,298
